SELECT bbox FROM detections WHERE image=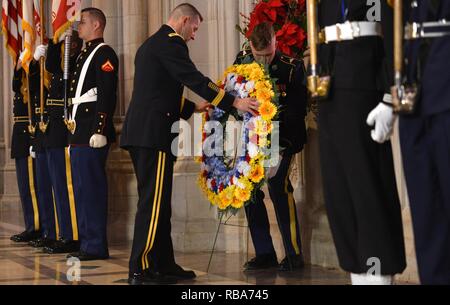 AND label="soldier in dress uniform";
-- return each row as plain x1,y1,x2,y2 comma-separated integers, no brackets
10,53,41,243
380,0,450,285
27,51,59,249
33,31,83,255
312,0,406,284
65,8,119,261
233,22,308,272
121,3,260,285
